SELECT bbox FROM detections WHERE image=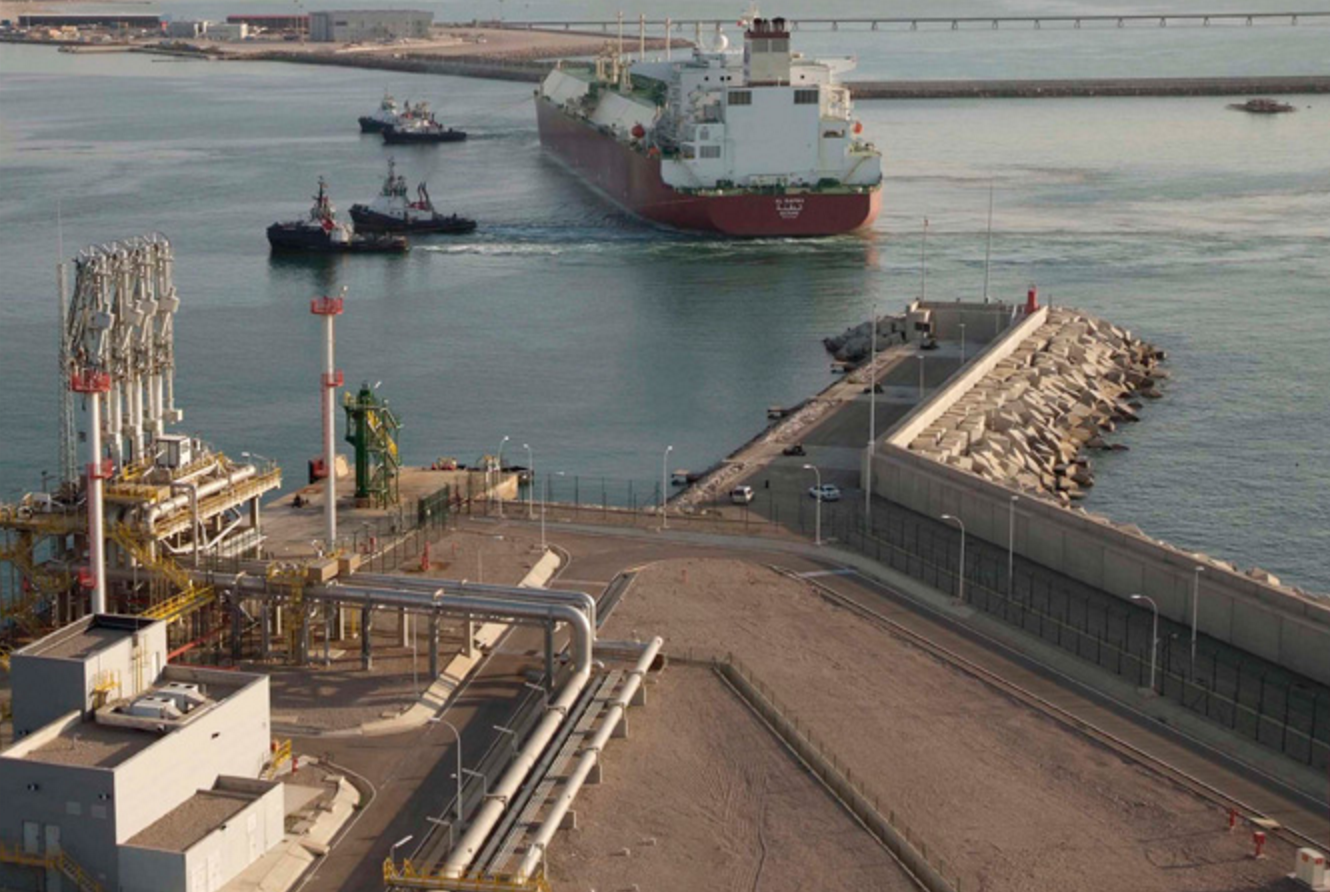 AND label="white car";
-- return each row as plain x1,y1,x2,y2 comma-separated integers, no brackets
808,484,841,502
730,485,755,505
